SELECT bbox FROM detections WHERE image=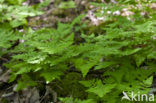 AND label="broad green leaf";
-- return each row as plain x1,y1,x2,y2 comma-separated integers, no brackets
87,80,116,97
143,76,153,86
